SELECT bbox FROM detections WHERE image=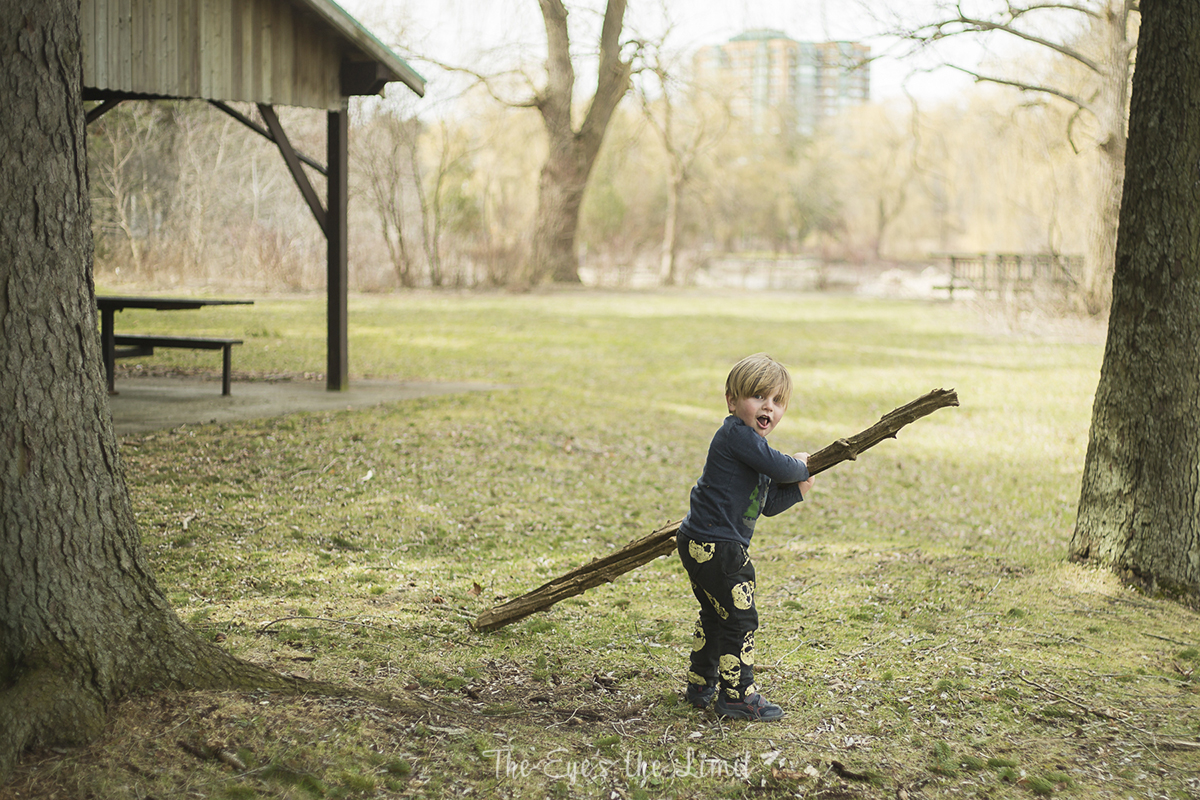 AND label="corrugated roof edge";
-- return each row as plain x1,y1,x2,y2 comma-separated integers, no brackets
299,0,427,97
